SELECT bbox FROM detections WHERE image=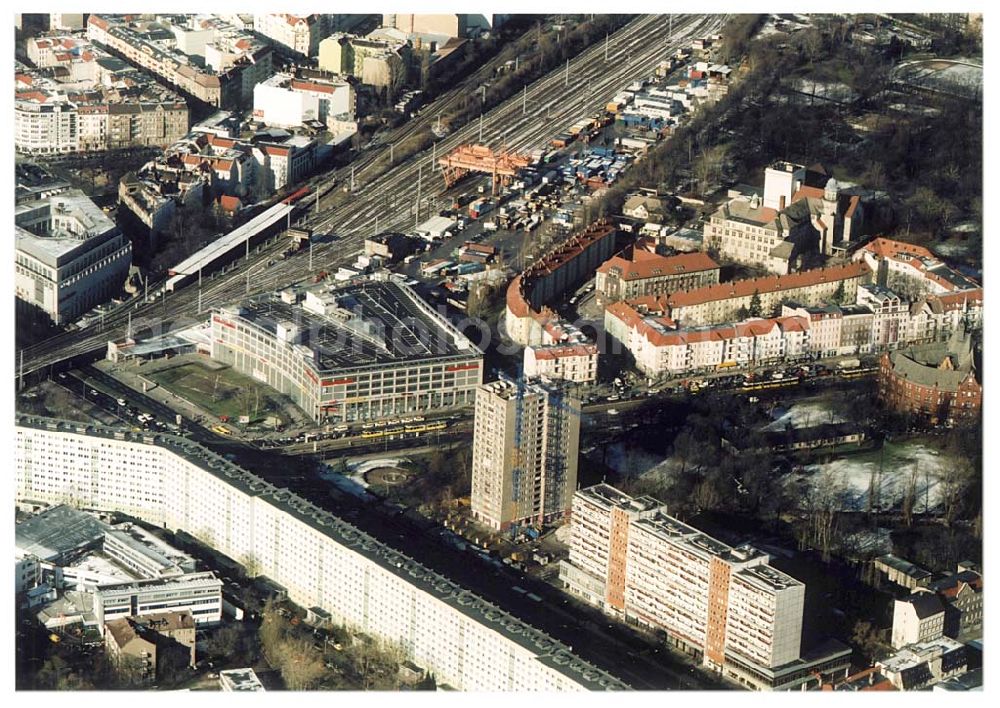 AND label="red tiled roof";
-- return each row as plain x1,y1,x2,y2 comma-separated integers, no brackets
531,343,598,361
597,249,719,281
936,289,982,309
684,329,723,344
17,91,49,103
664,262,870,309
219,195,241,211
857,237,980,292
290,79,334,95
265,145,291,156
859,237,936,262
734,319,778,337
776,316,809,333
791,185,824,202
